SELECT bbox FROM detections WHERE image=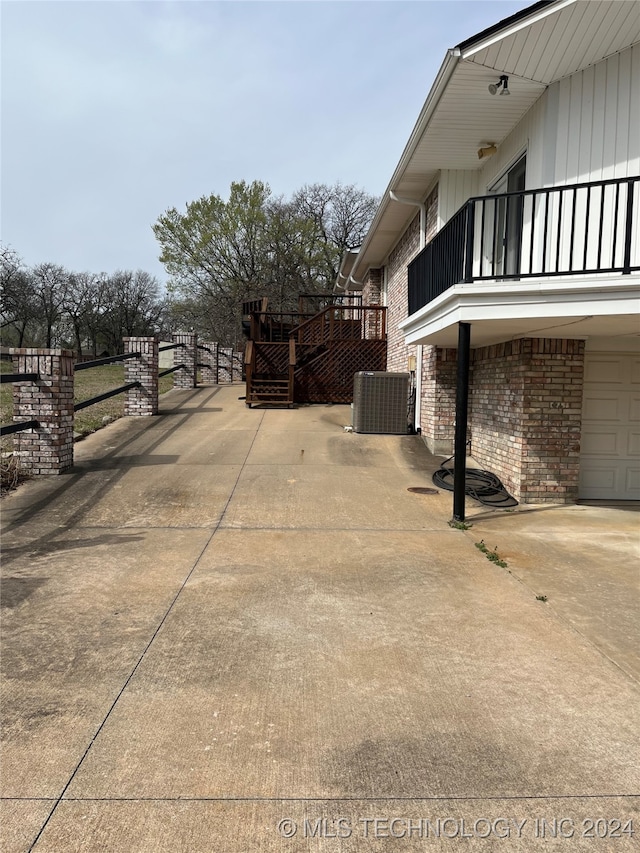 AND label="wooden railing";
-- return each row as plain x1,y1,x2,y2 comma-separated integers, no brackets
291,305,387,346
